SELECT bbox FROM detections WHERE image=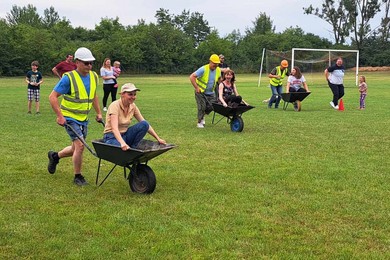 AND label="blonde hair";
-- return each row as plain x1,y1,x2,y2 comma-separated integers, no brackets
102,58,111,69
113,61,120,66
